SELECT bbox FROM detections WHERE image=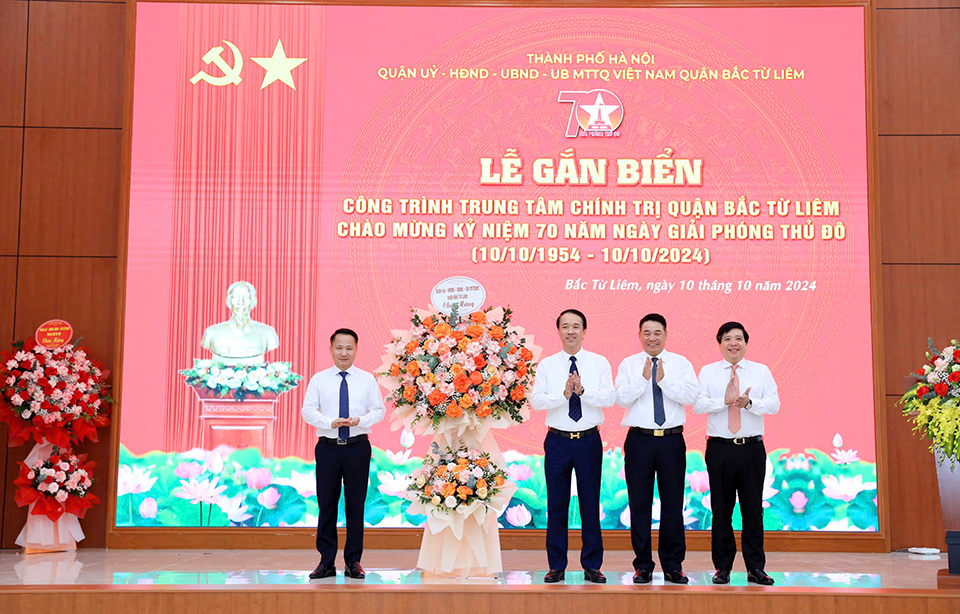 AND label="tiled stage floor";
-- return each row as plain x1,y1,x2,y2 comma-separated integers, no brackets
0,548,947,589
